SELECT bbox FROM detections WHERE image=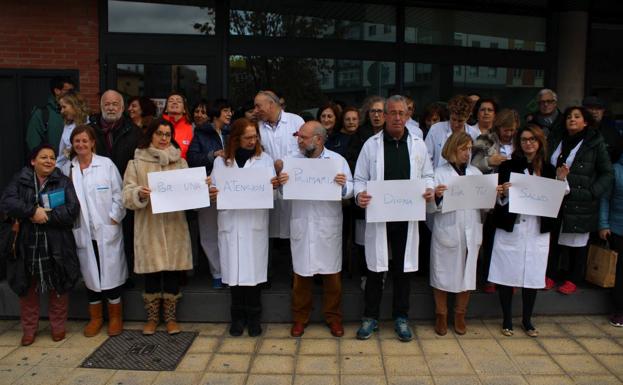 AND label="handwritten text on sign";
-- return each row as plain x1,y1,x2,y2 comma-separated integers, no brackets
147,167,210,214
442,174,498,213
366,179,427,223
282,157,341,201
508,172,567,218
213,167,274,210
